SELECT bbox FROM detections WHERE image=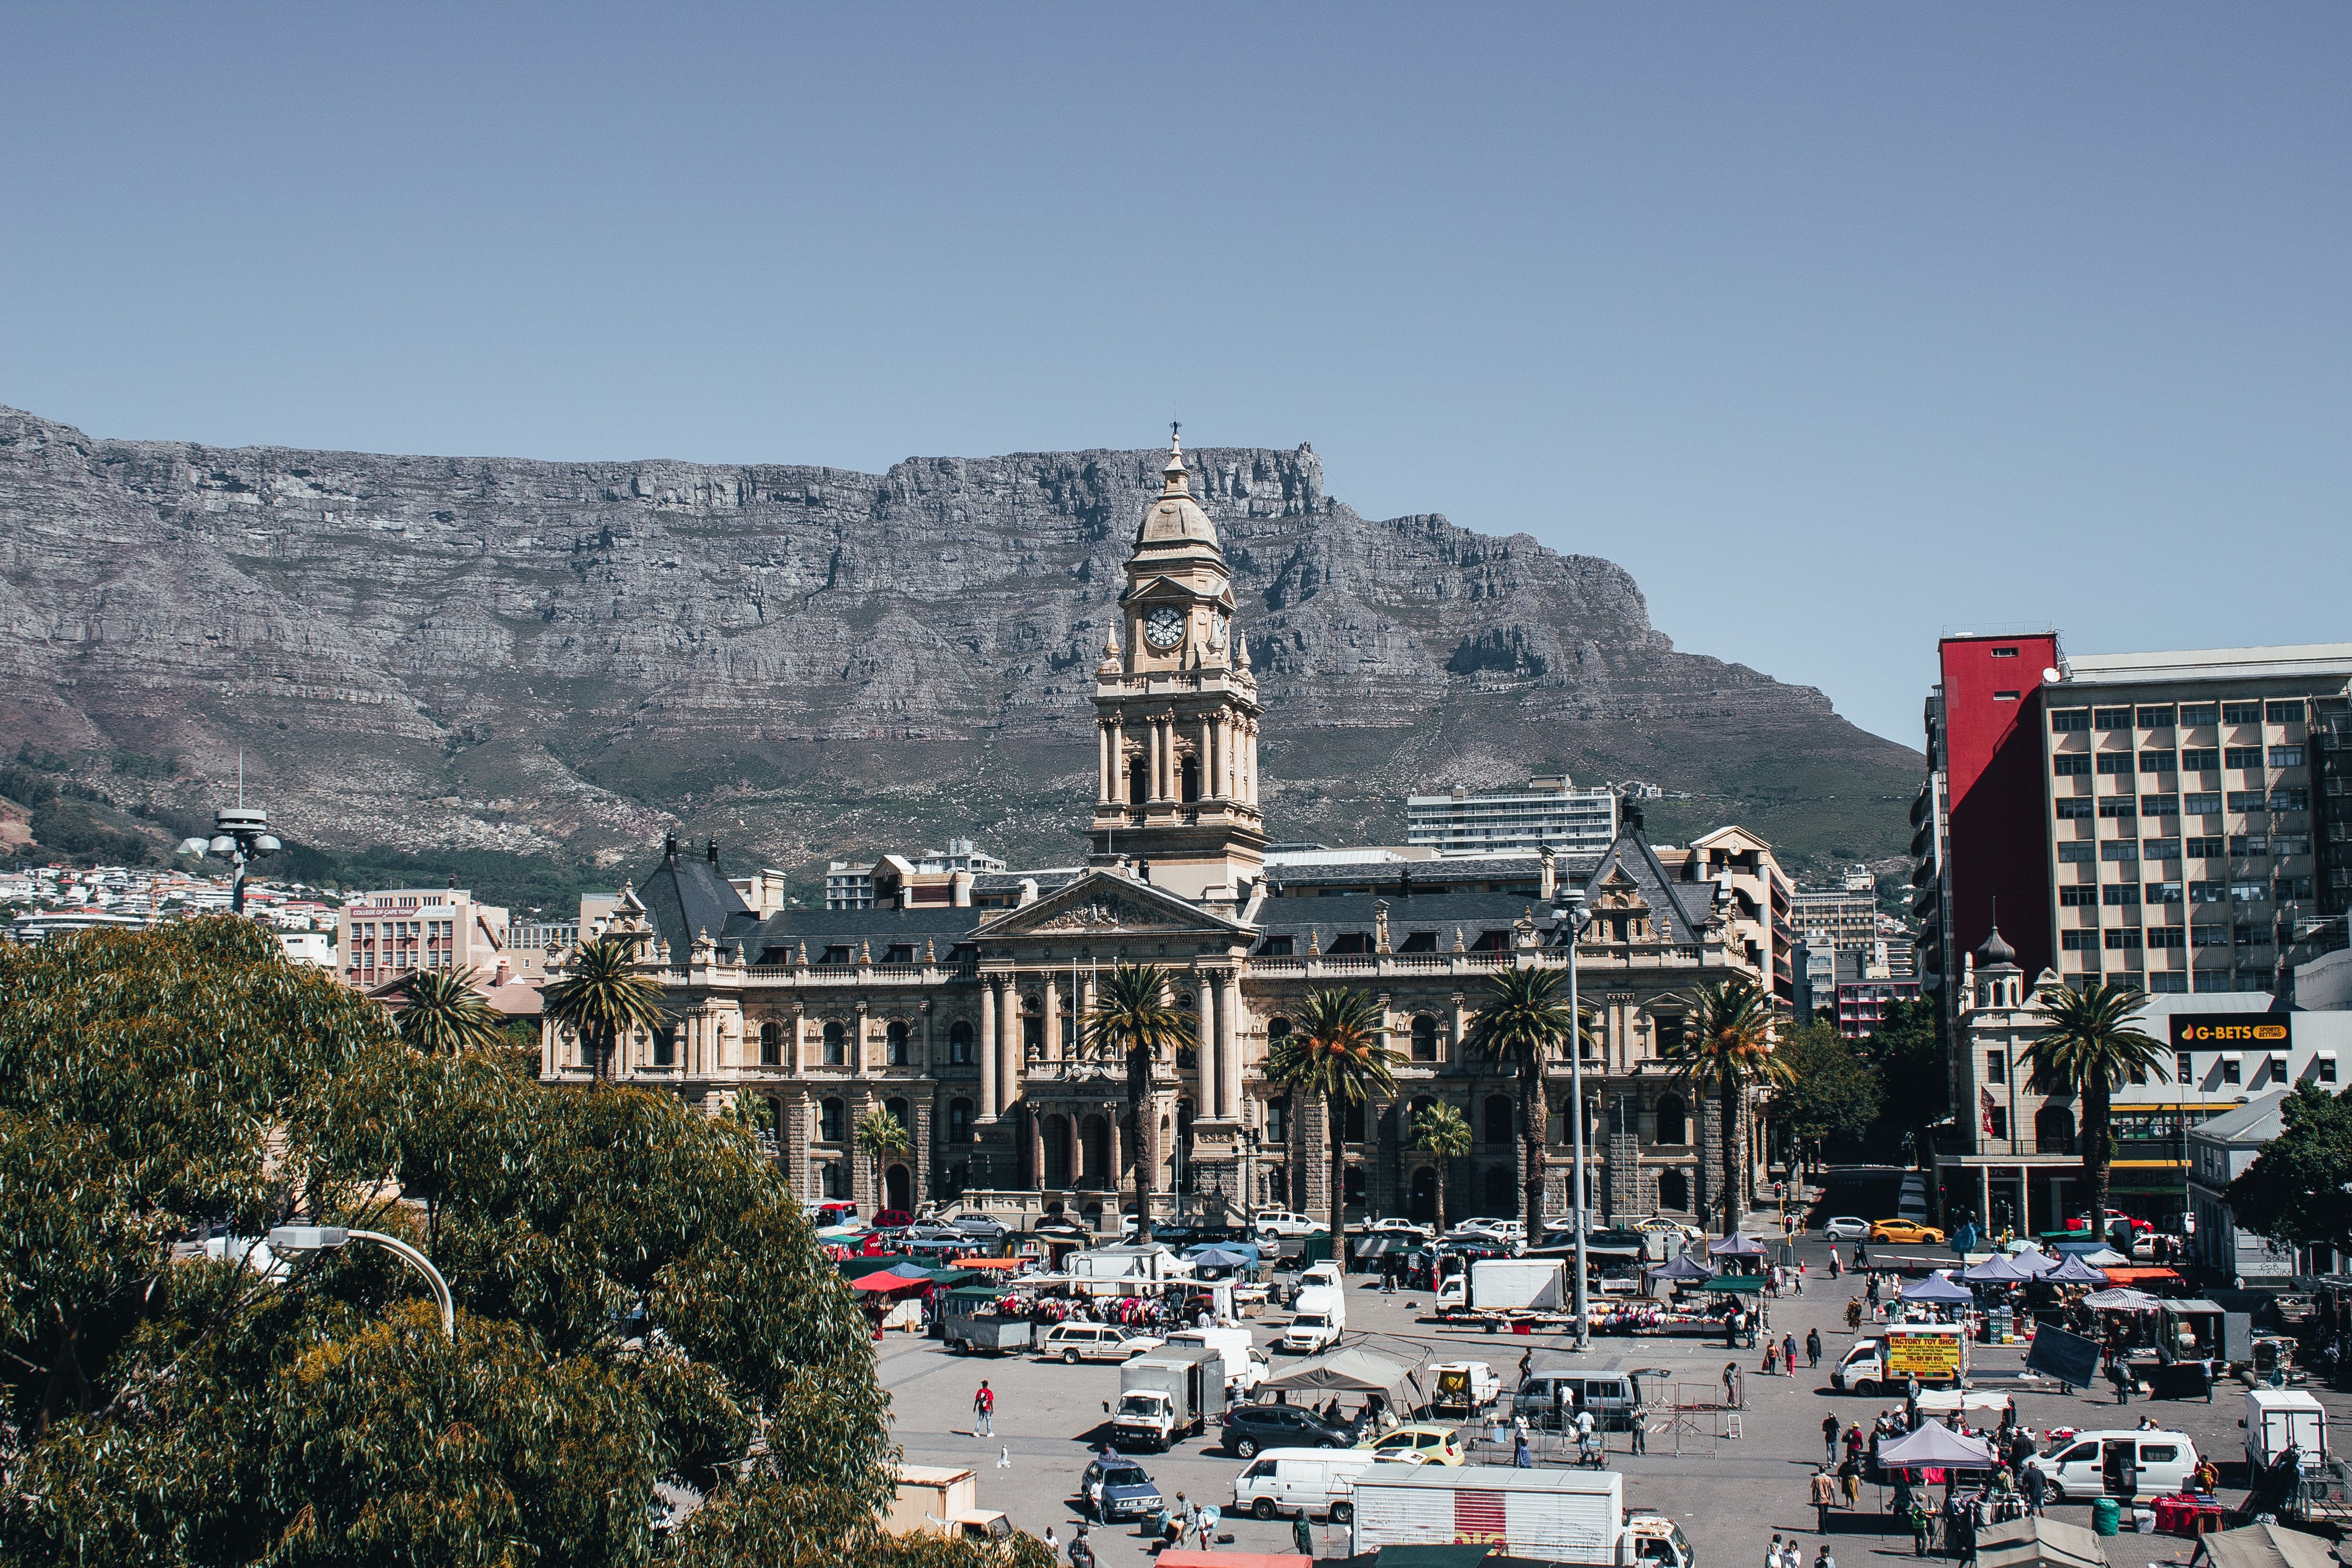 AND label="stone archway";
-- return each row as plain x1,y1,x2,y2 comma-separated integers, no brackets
884,1164,913,1212
1044,1114,1074,1188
